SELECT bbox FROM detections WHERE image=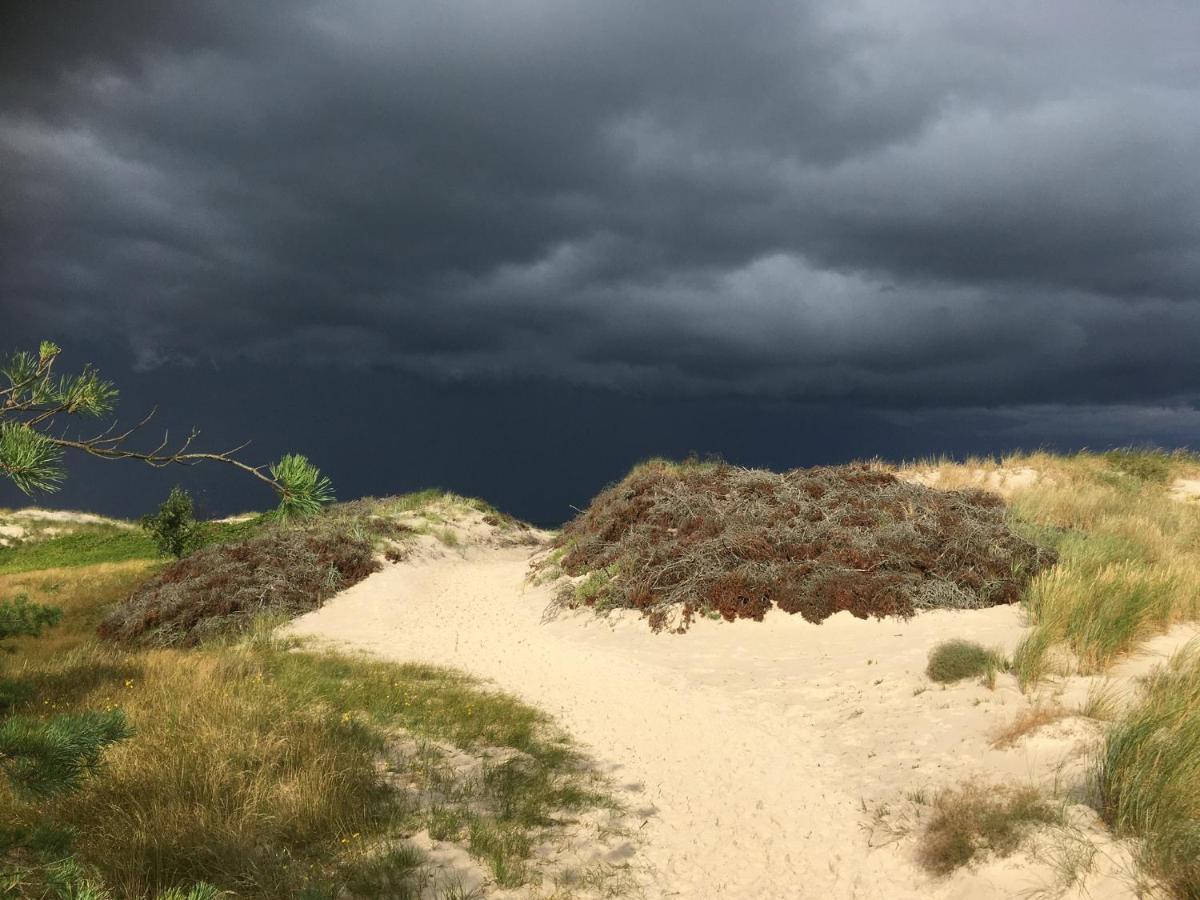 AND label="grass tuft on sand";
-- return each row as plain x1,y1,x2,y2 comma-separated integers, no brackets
917,782,1063,876
925,640,1007,685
